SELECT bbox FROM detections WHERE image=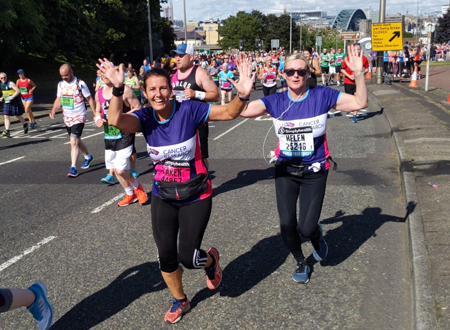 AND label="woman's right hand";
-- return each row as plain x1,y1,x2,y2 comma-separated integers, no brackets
96,59,124,88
